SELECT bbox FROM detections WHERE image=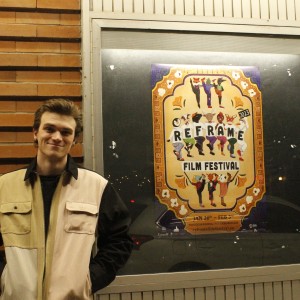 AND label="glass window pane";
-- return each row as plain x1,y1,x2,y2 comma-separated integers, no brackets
101,30,300,275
